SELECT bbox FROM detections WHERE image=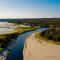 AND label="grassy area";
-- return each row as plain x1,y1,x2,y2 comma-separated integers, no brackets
35,32,46,42
0,48,4,52
35,32,41,42
13,27,38,33
35,28,60,45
